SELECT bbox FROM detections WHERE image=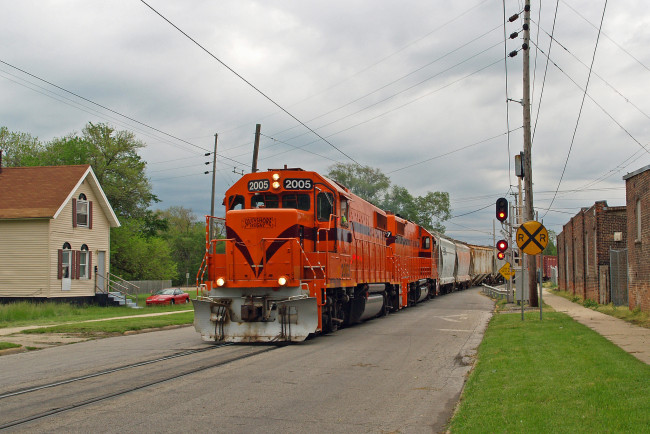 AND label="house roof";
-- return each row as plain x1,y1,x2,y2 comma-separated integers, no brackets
0,165,120,227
